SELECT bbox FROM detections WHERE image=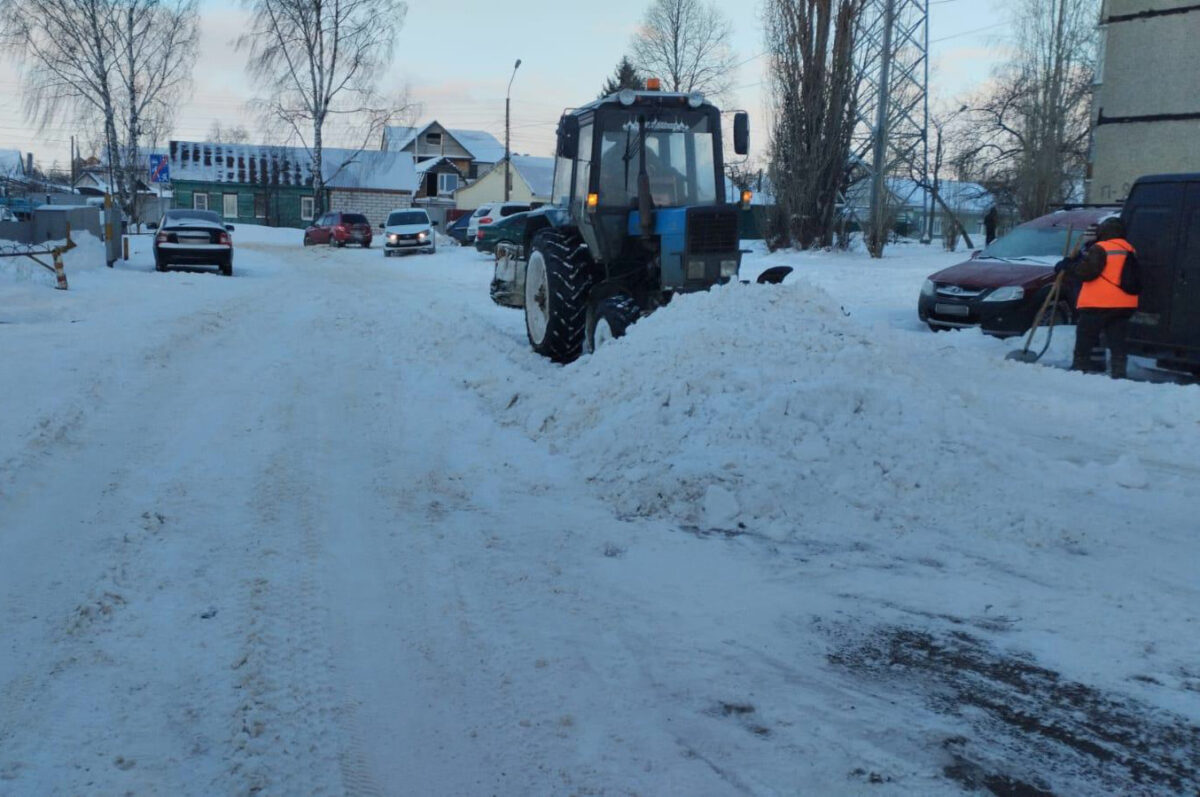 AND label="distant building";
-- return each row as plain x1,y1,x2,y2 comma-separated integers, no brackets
1087,1,1200,203
168,141,417,228
845,178,996,241
453,155,554,211
381,122,505,180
